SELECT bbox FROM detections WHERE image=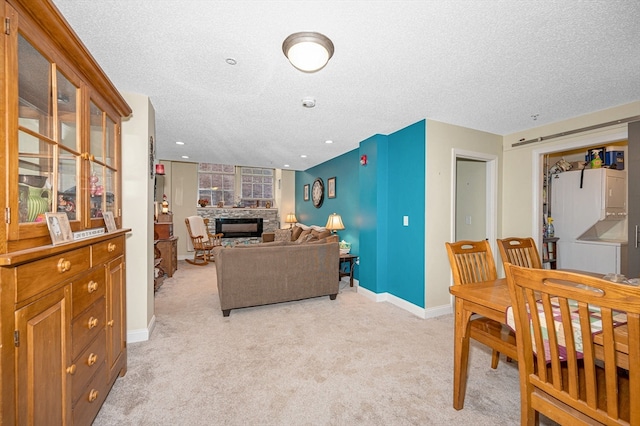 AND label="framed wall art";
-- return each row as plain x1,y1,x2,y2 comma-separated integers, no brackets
304,184,310,201
327,177,336,198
